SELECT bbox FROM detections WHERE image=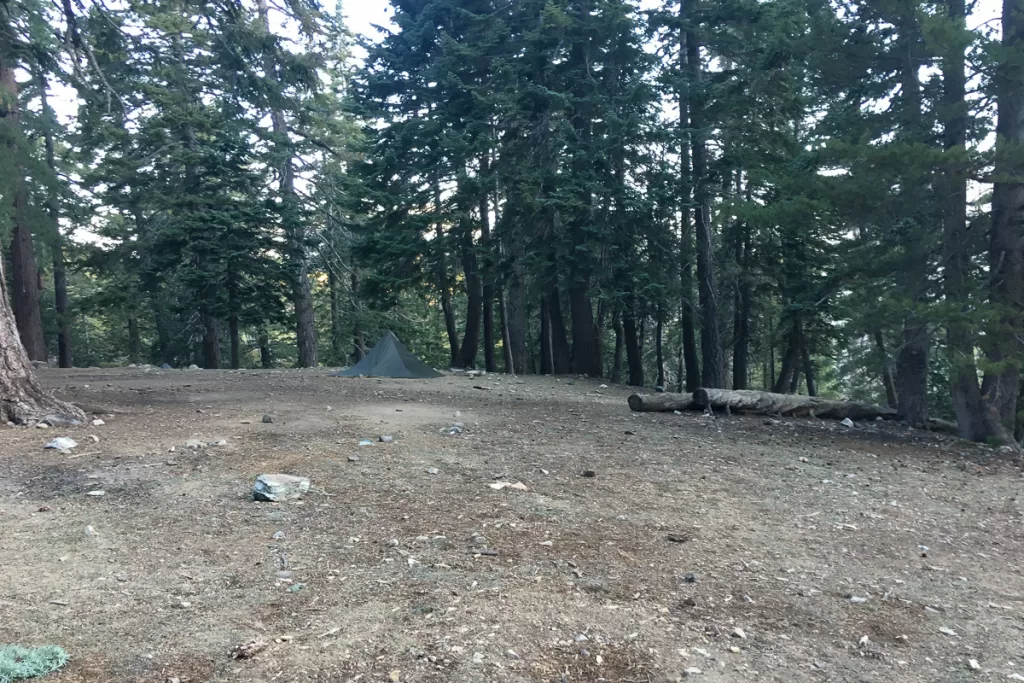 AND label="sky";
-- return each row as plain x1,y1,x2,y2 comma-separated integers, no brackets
343,2,394,41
